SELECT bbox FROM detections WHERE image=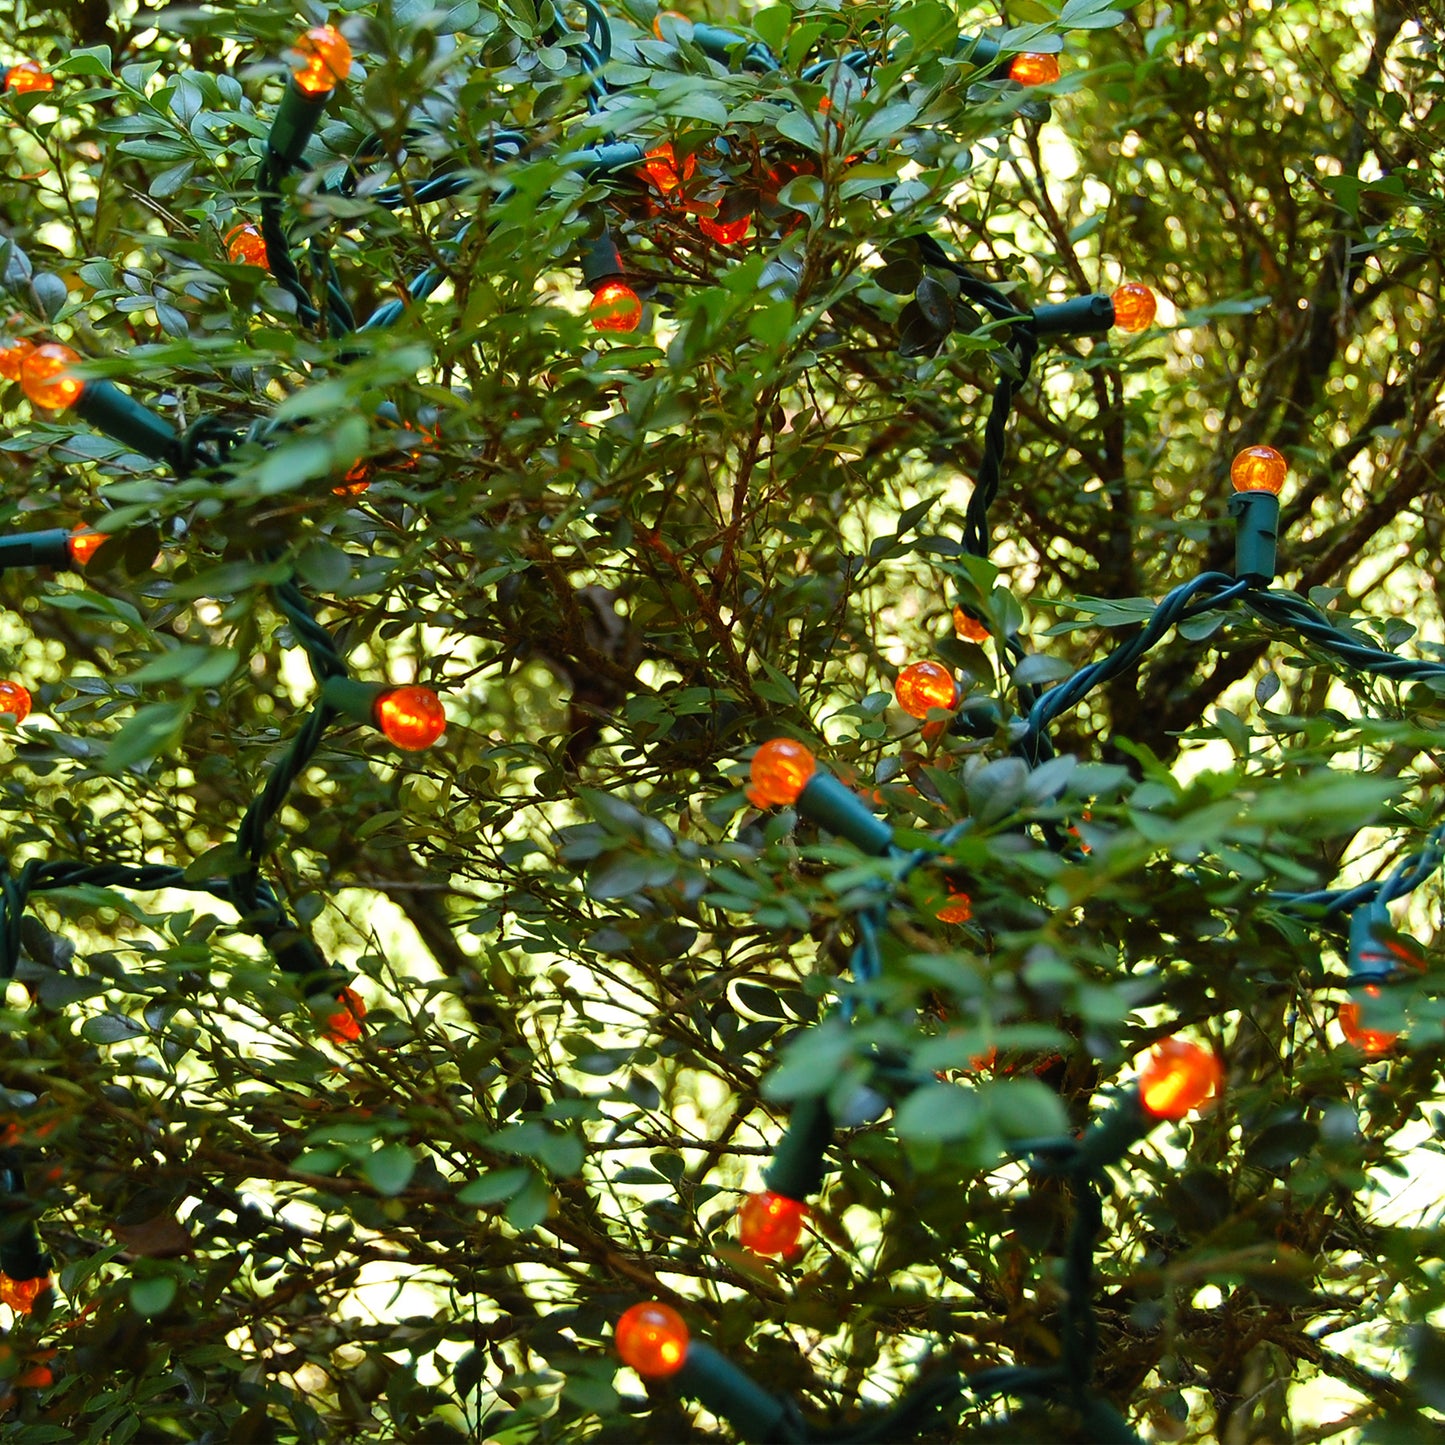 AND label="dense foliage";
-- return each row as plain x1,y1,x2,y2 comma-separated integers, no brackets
1,0,1444,1440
